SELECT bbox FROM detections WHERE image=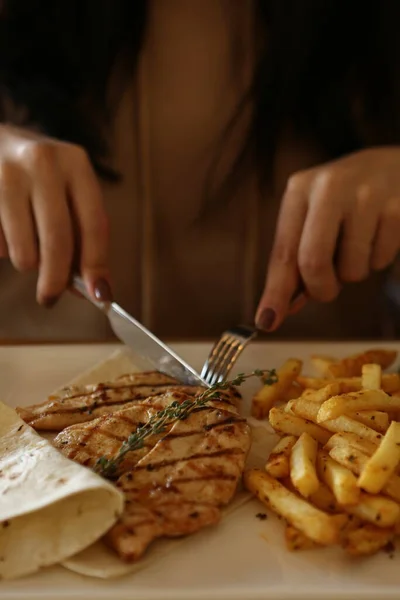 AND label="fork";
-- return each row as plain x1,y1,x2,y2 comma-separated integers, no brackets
200,325,258,386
